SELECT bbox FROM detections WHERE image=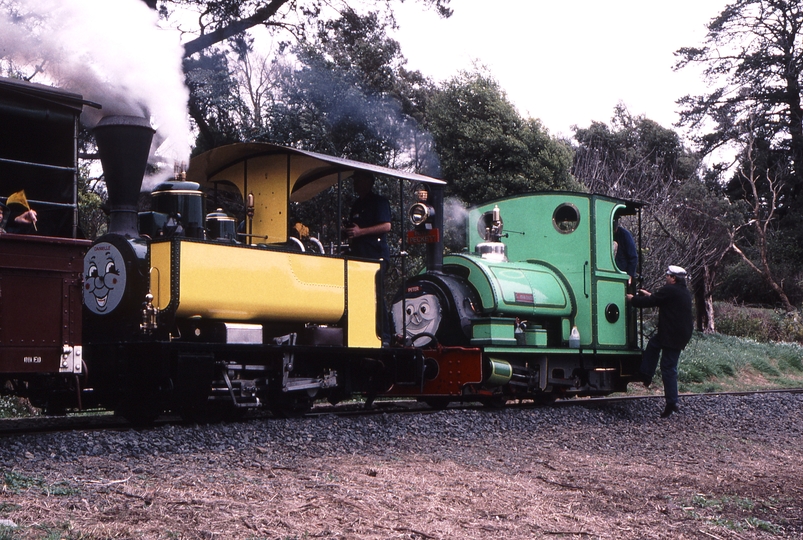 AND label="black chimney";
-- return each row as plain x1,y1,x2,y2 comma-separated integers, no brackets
93,115,155,237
